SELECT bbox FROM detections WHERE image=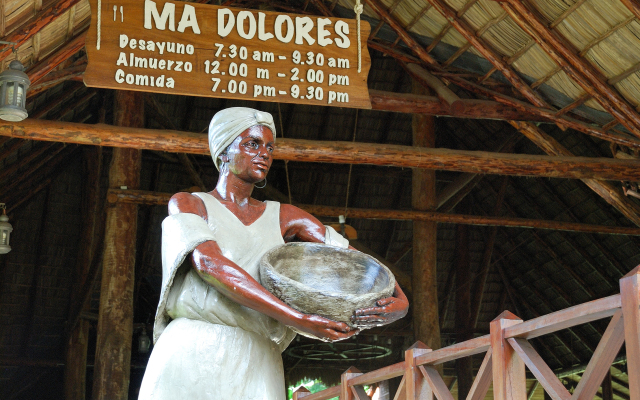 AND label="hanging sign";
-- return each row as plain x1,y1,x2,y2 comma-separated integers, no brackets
84,0,372,108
